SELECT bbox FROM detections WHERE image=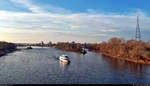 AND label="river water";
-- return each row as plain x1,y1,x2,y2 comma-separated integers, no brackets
0,47,150,84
